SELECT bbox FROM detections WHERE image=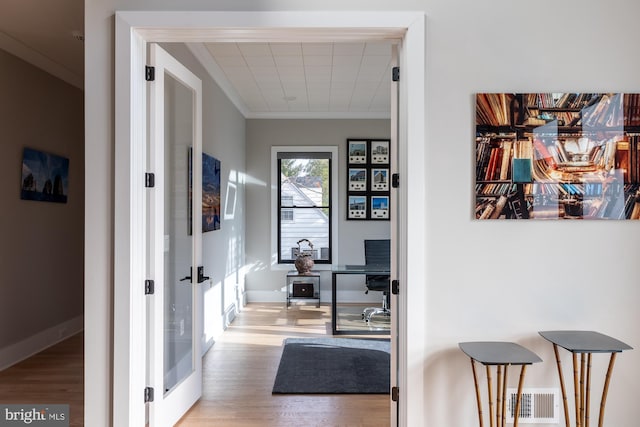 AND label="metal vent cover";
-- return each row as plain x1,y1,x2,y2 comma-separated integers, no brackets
506,388,560,424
